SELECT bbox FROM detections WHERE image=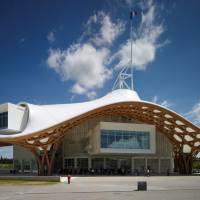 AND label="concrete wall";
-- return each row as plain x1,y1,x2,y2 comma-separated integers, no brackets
13,114,173,174
0,103,28,134
62,115,173,158
63,115,137,157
